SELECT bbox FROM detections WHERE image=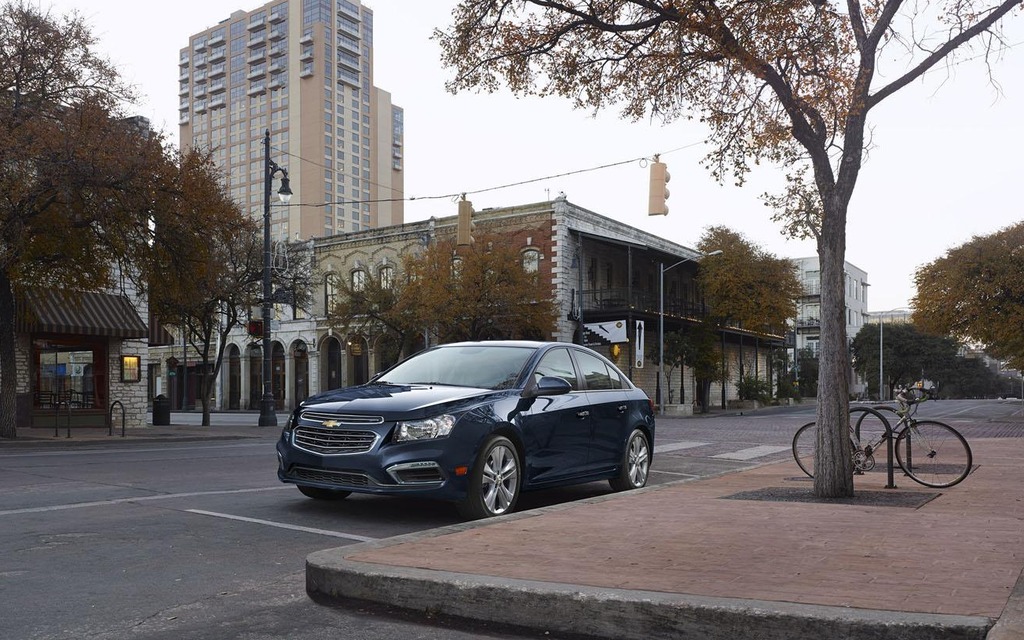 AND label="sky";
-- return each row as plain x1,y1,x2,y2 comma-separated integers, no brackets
45,1,1024,313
